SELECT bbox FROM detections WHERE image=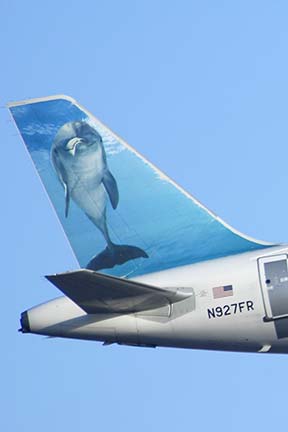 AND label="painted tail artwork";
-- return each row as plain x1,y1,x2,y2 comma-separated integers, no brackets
9,95,272,278
50,119,148,270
